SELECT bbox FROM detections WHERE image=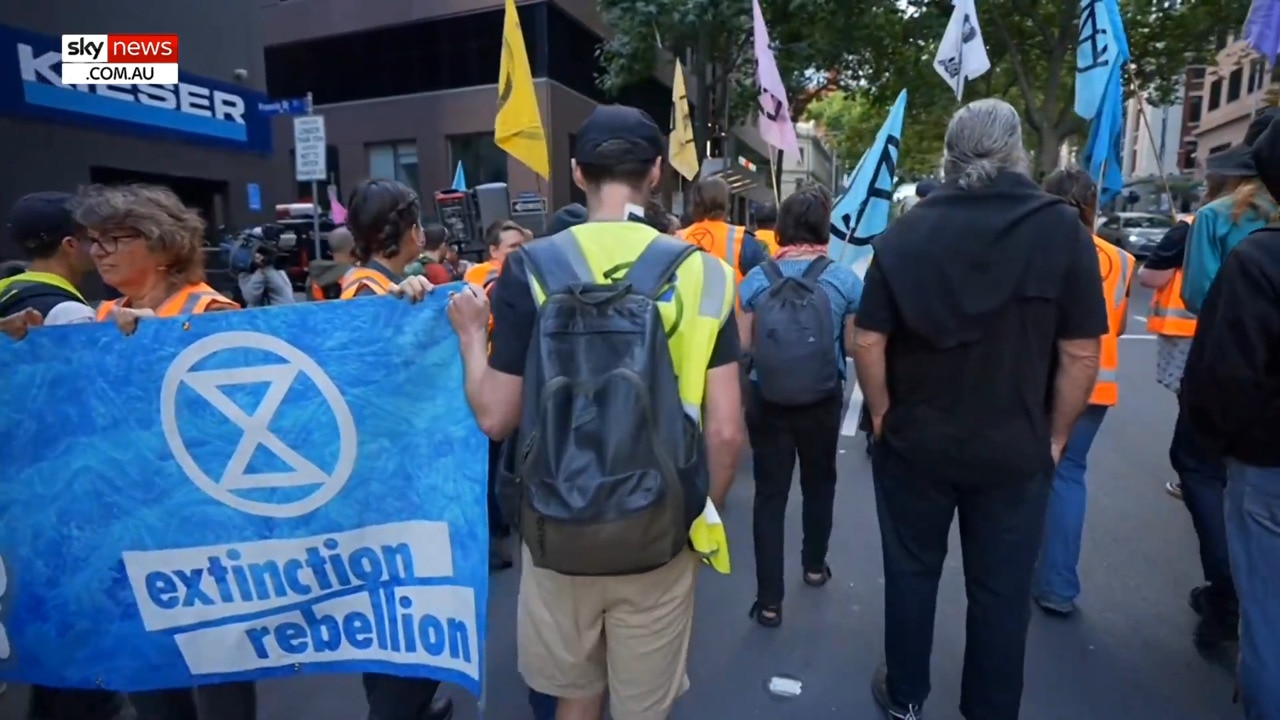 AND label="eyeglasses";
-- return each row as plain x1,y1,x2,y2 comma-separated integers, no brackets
88,232,142,254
